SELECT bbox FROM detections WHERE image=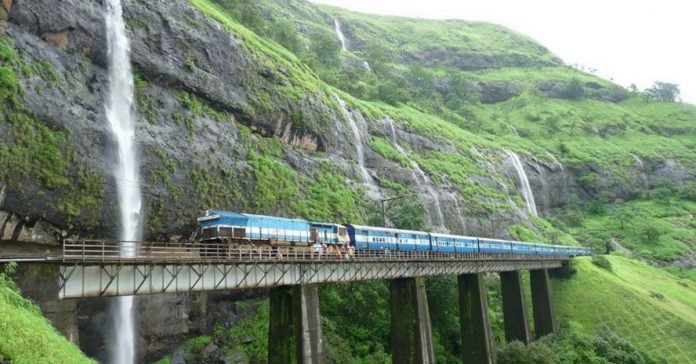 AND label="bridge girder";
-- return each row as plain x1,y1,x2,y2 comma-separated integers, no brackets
58,259,563,298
